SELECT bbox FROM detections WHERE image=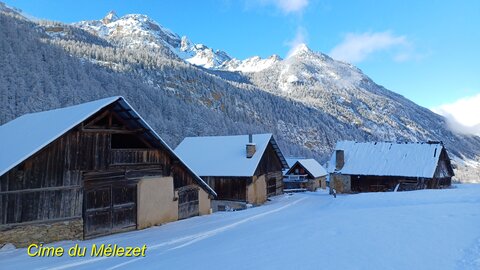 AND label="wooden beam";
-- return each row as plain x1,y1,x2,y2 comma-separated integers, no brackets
108,112,112,127
83,109,111,128
113,108,133,113
80,128,145,134
0,185,81,195
110,109,154,148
